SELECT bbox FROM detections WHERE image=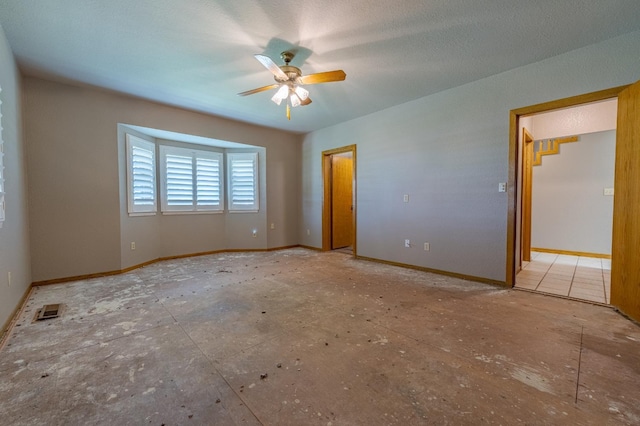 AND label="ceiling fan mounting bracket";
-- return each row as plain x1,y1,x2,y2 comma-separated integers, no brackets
281,51,295,64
